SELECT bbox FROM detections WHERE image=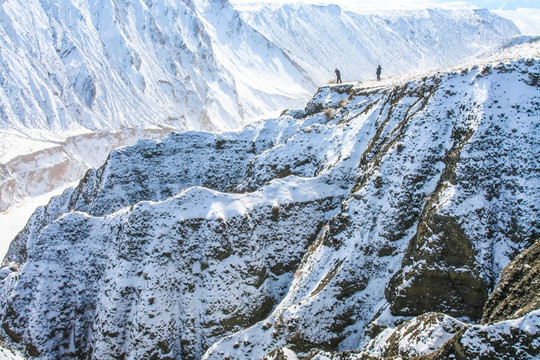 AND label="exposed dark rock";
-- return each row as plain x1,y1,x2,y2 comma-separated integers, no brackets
482,241,540,323
386,214,488,319
361,238,540,360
